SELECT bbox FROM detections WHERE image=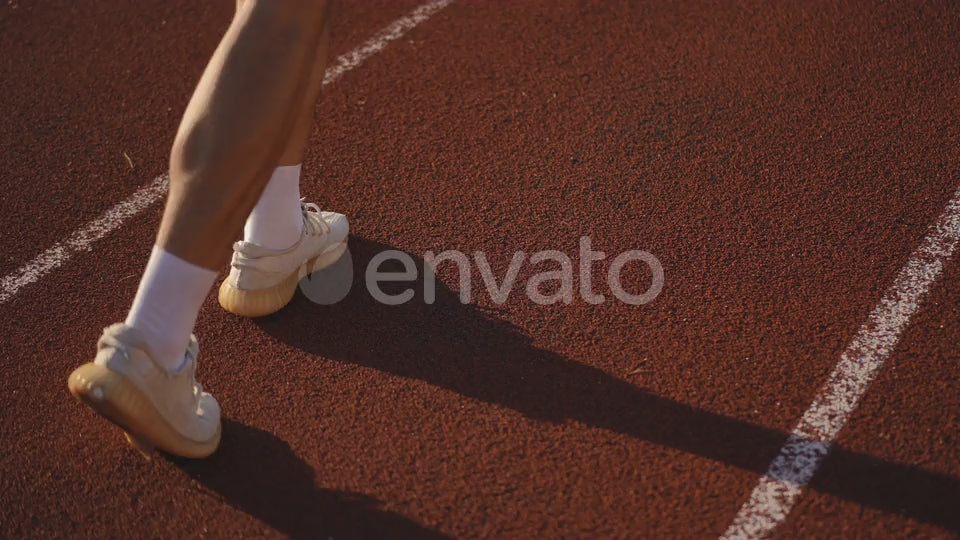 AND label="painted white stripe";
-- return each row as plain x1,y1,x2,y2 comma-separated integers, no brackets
722,185,960,539
0,175,169,305
323,0,454,86
0,0,454,306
